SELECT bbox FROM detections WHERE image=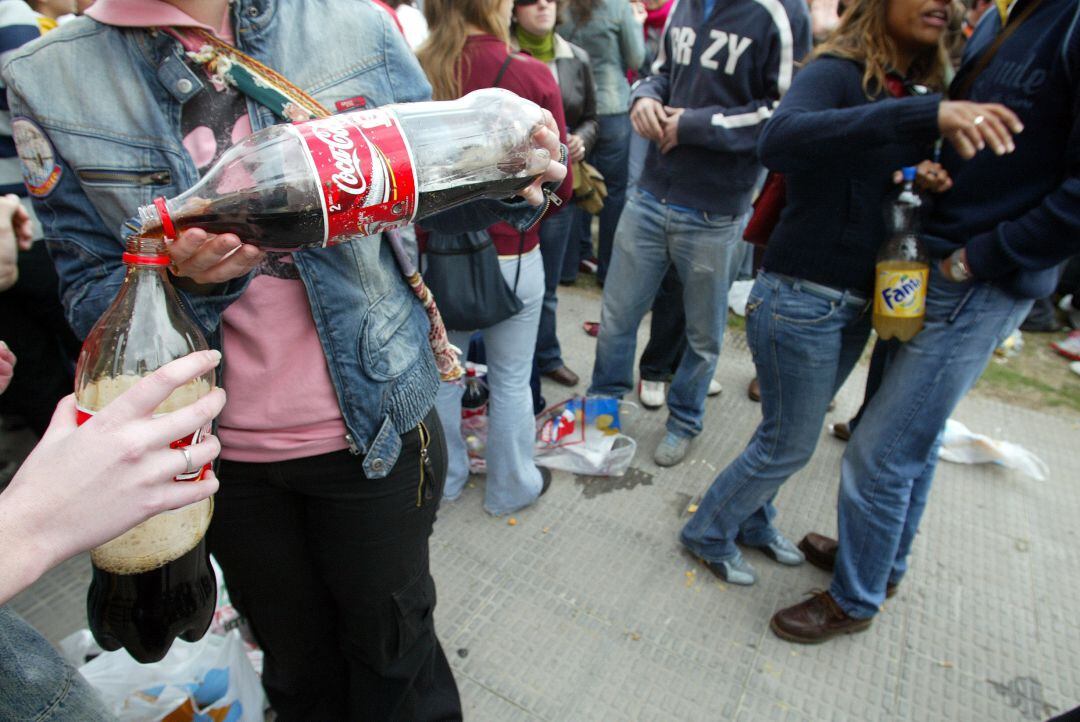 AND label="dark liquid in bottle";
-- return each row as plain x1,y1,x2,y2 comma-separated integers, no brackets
145,174,539,250
414,175,539,220
87,538,217,664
